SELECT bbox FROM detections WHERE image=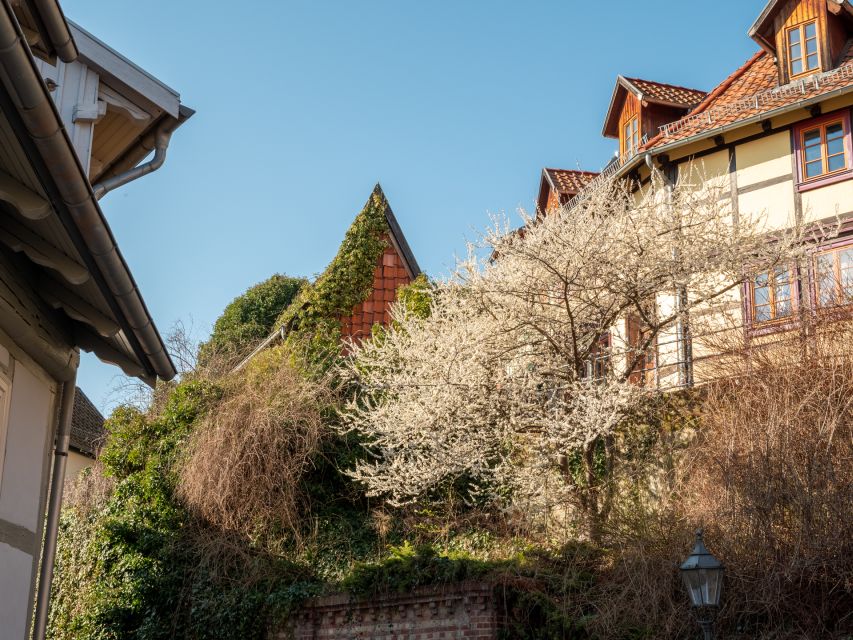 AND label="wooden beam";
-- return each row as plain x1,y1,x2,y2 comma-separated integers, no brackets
0,170,51,220
39,275,119,337
73,324,152,385
0,216,89,285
